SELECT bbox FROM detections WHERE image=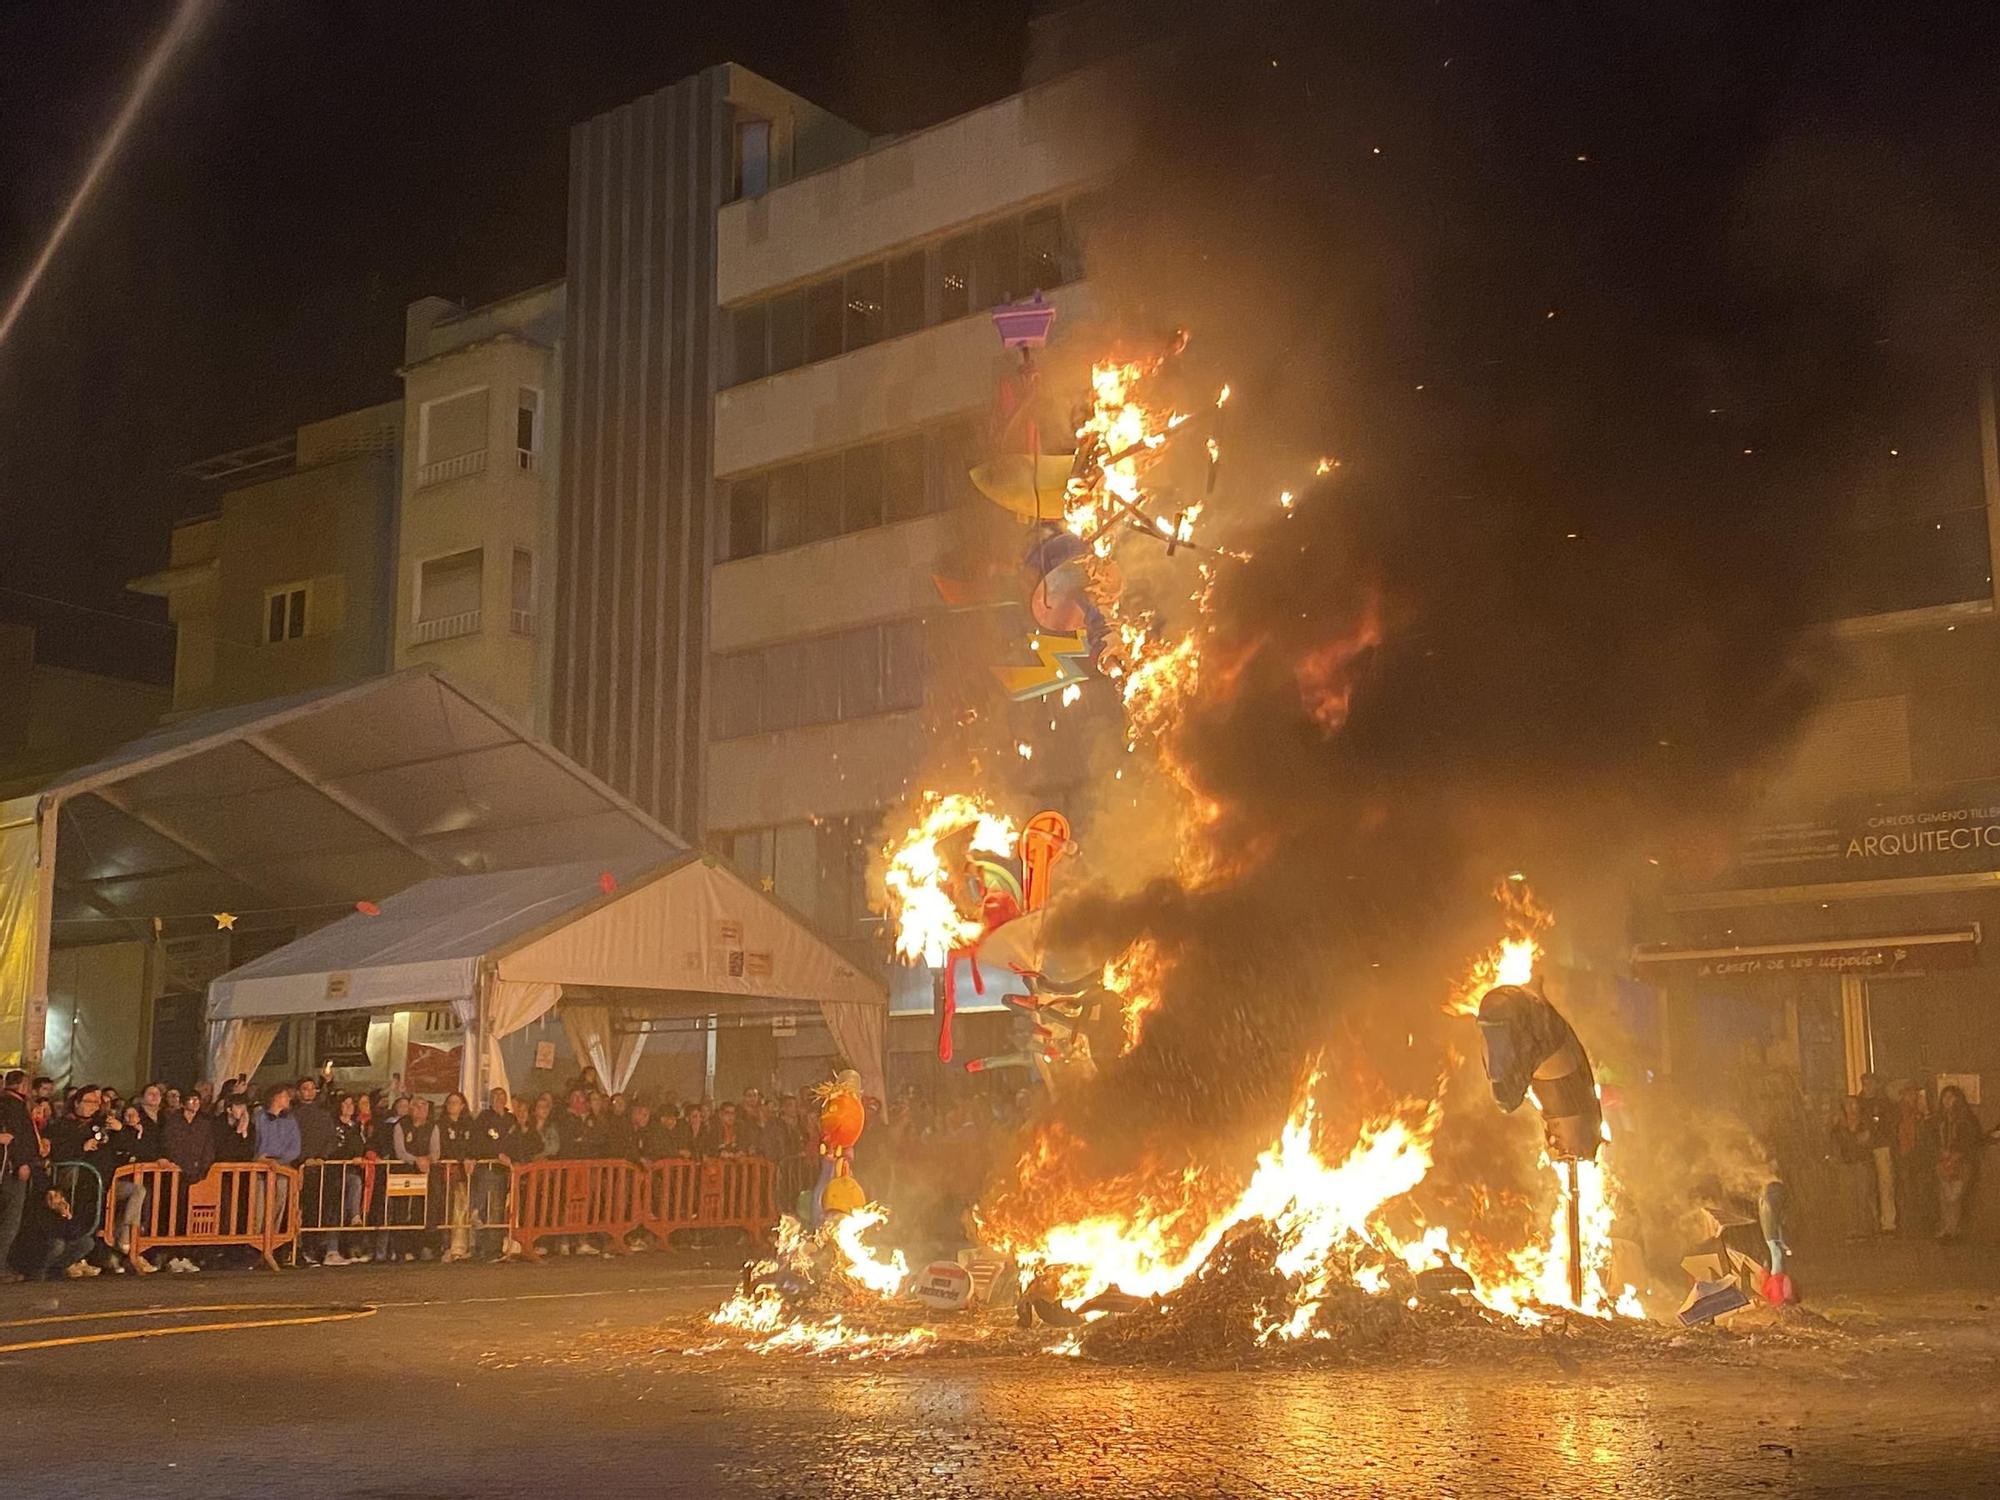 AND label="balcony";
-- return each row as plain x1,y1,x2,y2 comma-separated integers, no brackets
417,448,487,489
509,609,536,637
412,609,482,644
516,448,541,474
